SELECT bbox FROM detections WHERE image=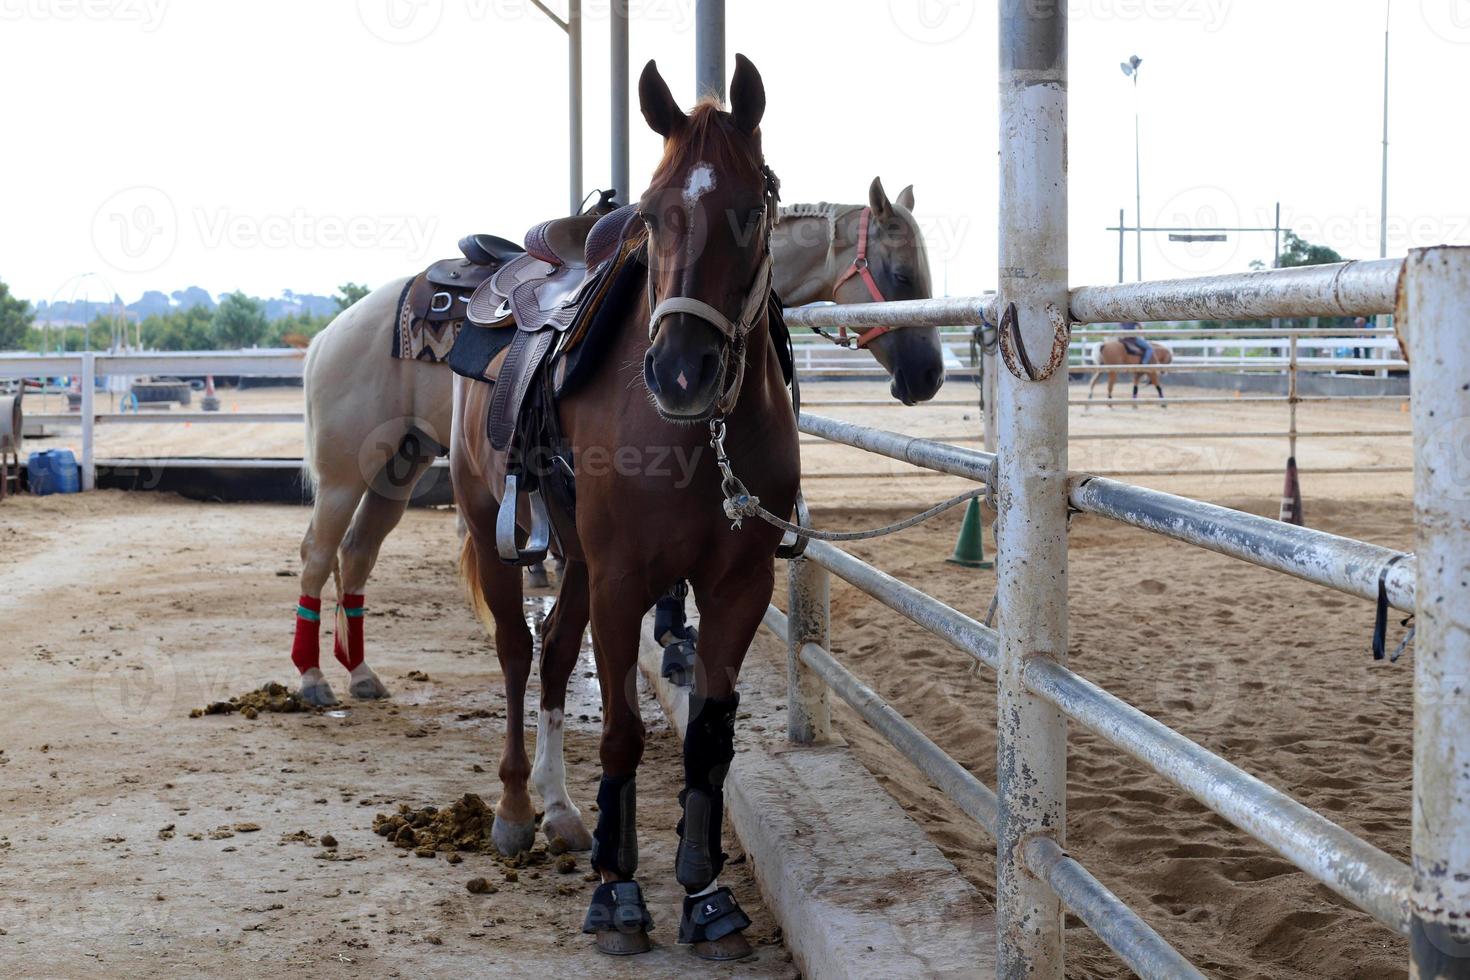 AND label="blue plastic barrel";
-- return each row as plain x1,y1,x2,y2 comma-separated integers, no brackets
27,449,80,495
